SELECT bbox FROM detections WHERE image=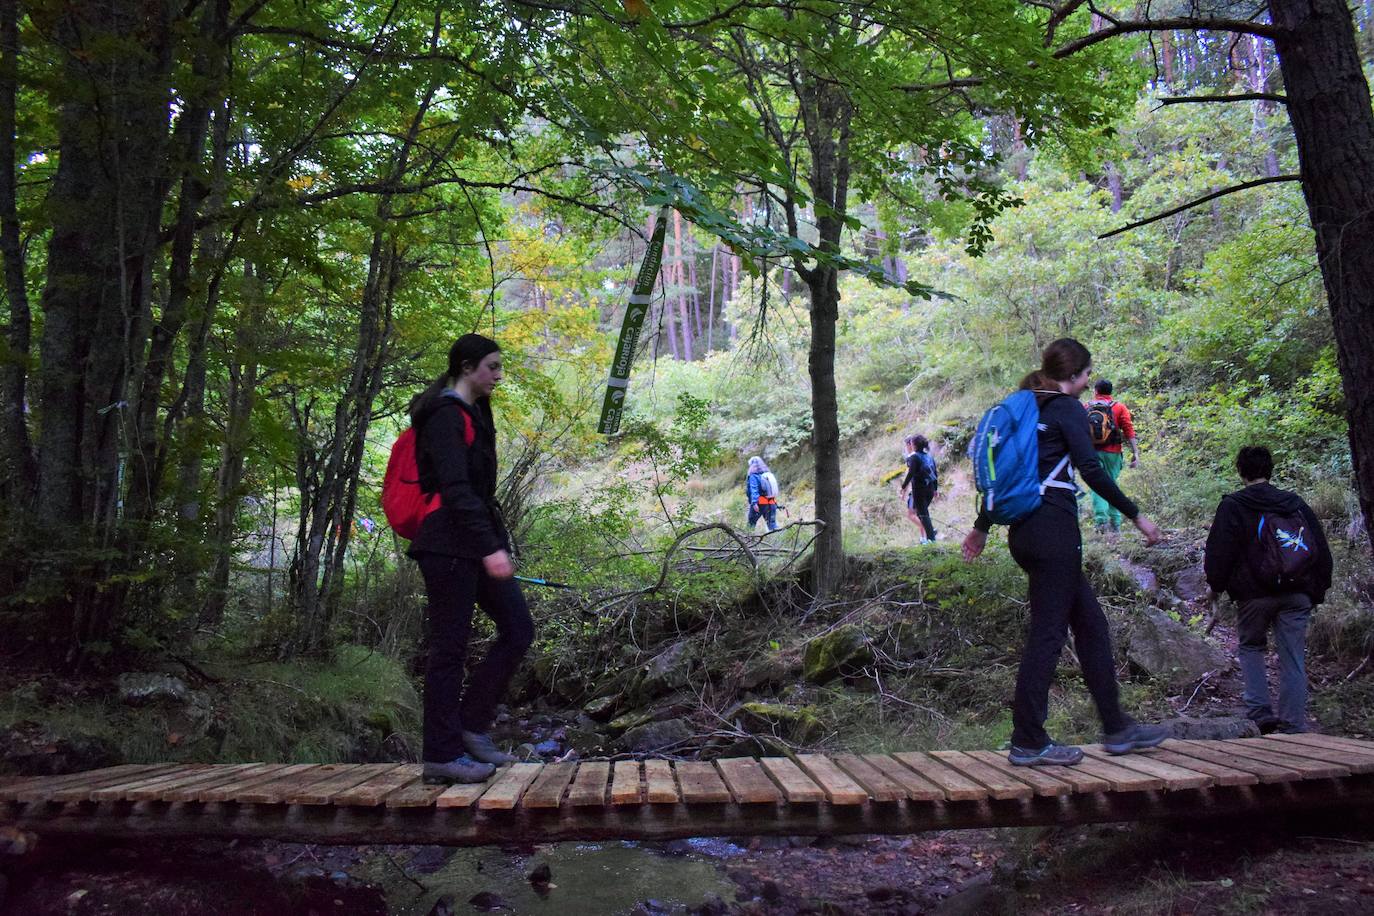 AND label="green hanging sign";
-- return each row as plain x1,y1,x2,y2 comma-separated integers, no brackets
598,206,670,435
